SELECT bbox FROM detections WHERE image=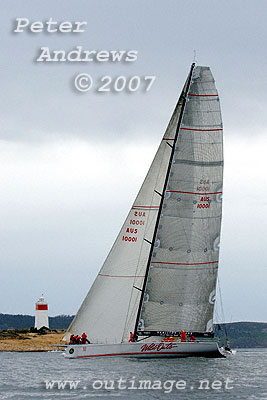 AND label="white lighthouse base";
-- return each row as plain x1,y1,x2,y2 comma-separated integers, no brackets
35,310,49,330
